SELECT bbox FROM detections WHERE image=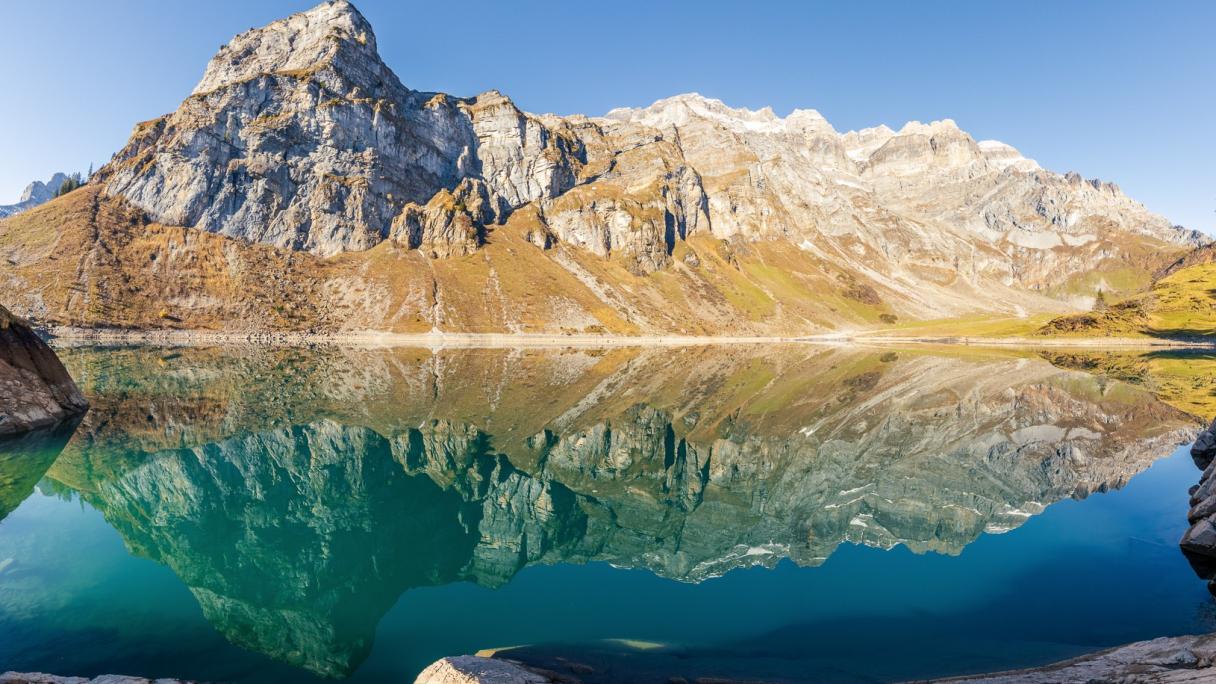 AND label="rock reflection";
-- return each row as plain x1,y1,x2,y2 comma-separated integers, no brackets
35,345,1200,677
0,418,82,522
